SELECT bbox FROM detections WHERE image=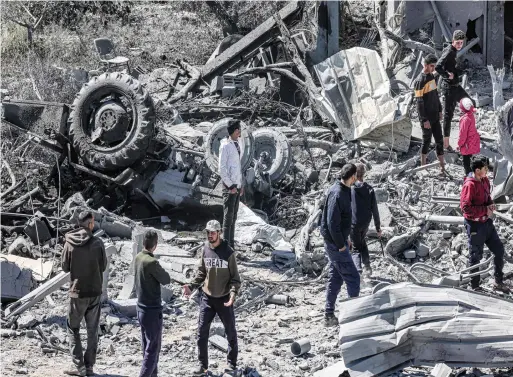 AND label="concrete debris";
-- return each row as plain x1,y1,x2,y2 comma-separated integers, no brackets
1,2,513,376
